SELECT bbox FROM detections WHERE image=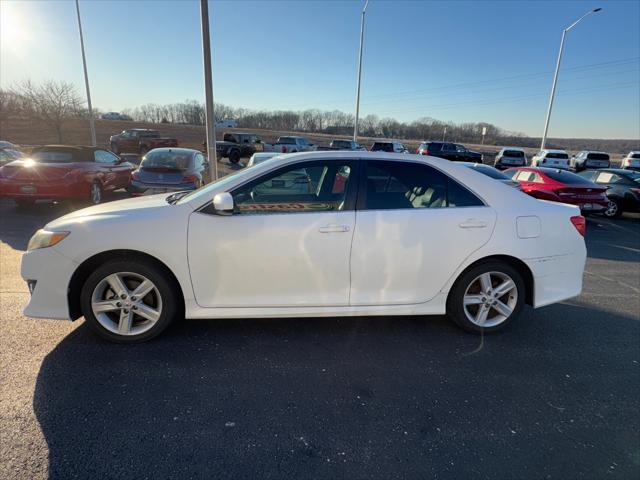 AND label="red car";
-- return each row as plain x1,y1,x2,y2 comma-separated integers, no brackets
505,167,609,213
0,145,134,207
